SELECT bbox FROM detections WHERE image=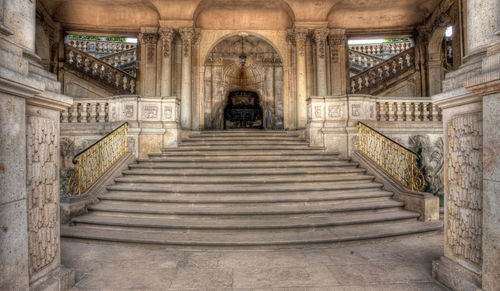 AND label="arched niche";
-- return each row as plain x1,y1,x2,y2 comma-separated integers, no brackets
202,34,284,130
